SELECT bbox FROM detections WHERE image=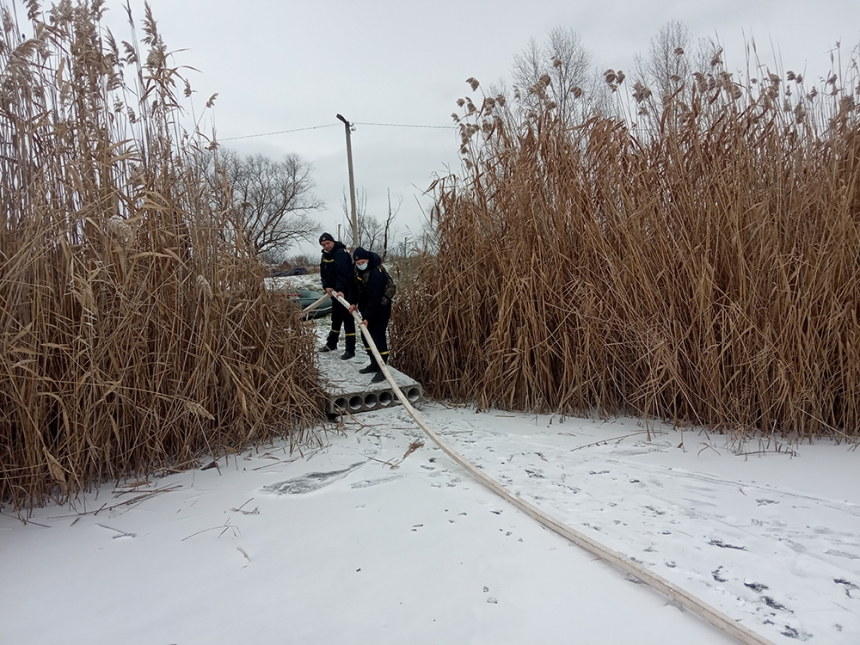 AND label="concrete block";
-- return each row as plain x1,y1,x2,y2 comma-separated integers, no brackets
317,351,423,415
